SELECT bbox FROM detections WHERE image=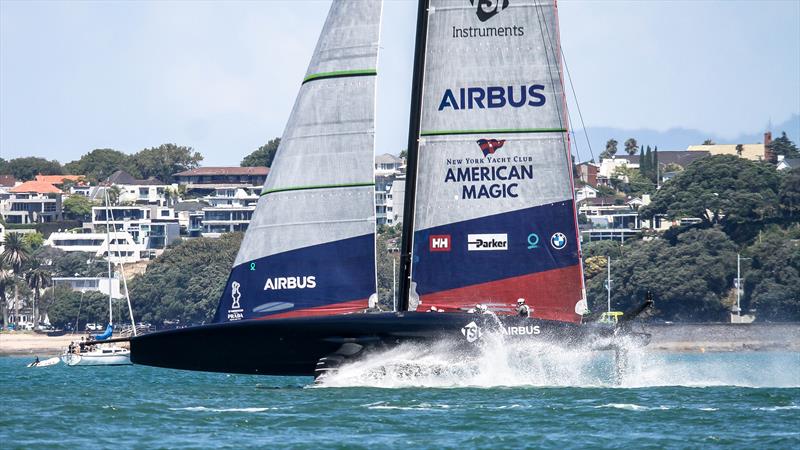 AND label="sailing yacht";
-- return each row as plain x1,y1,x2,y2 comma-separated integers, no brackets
61,190,137,367
127,0,651,377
